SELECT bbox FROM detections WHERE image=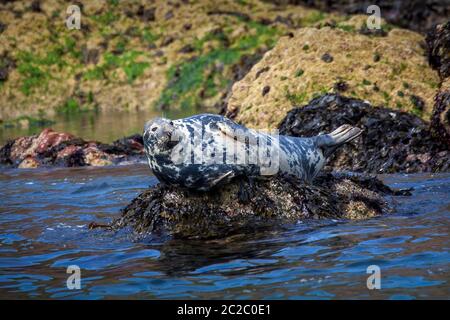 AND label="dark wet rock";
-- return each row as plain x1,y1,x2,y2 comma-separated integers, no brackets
258,17,272,26
103,172,409,239
284,31,295,38
0,129,145,168
206,10,251,22
430,88,450,148
161,36,175,47
137,6,156,22
0,54,16,82
147,43,157,50
373,52,381,62
255,66,270,79
426,21,450,79
165,10,174,20
99,134,144,156
333,80,348,92
178,44,195,54
358,24,387,37
279,94,449,173
30,0,41,12
321,53,333,63
153,50,165,58
410,95,425,111
273,0,450,33
0,21,6,34
0,66,9,81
